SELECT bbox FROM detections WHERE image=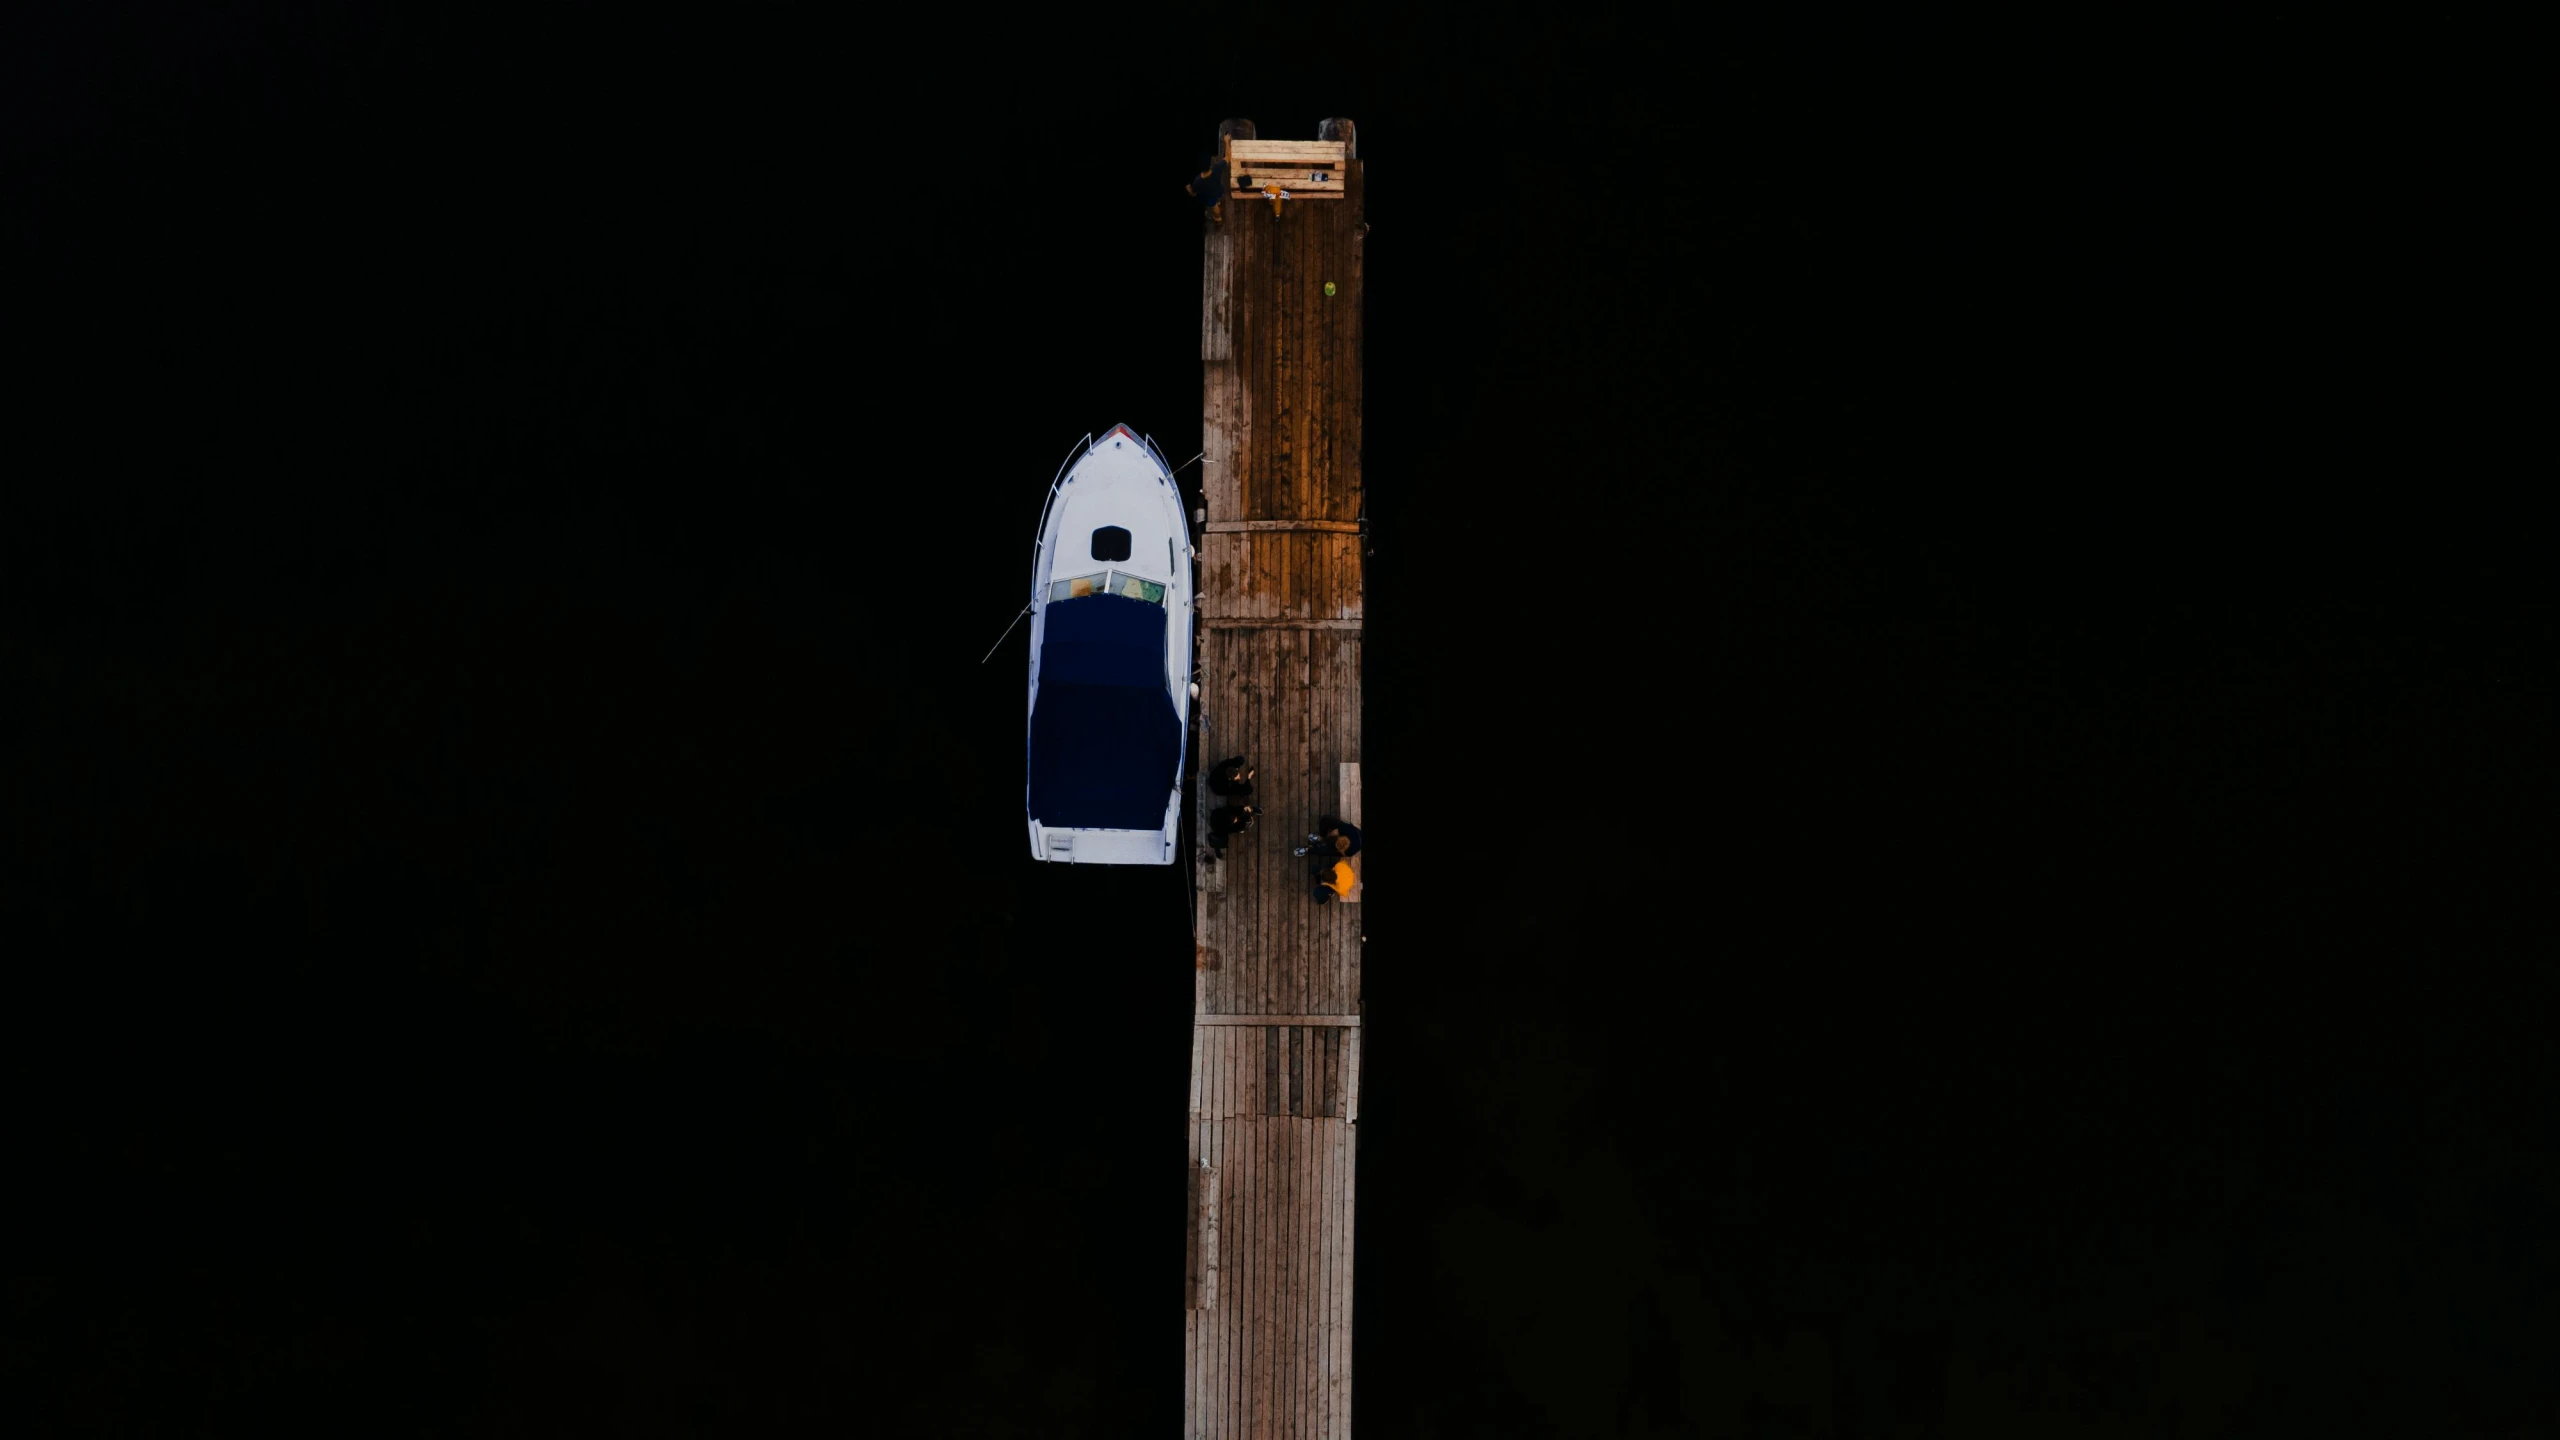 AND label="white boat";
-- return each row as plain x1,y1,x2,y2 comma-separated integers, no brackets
1025,425,1195,865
